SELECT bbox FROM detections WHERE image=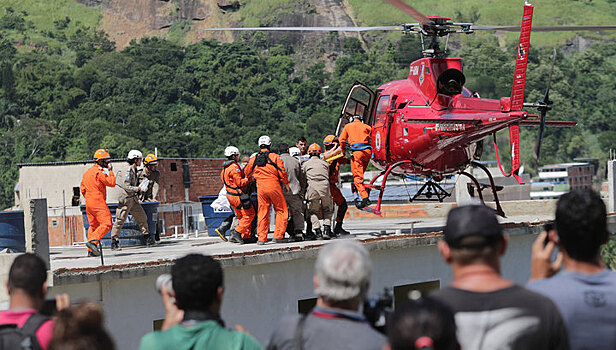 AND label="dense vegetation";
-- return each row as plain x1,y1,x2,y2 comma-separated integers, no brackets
1,4,616,210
